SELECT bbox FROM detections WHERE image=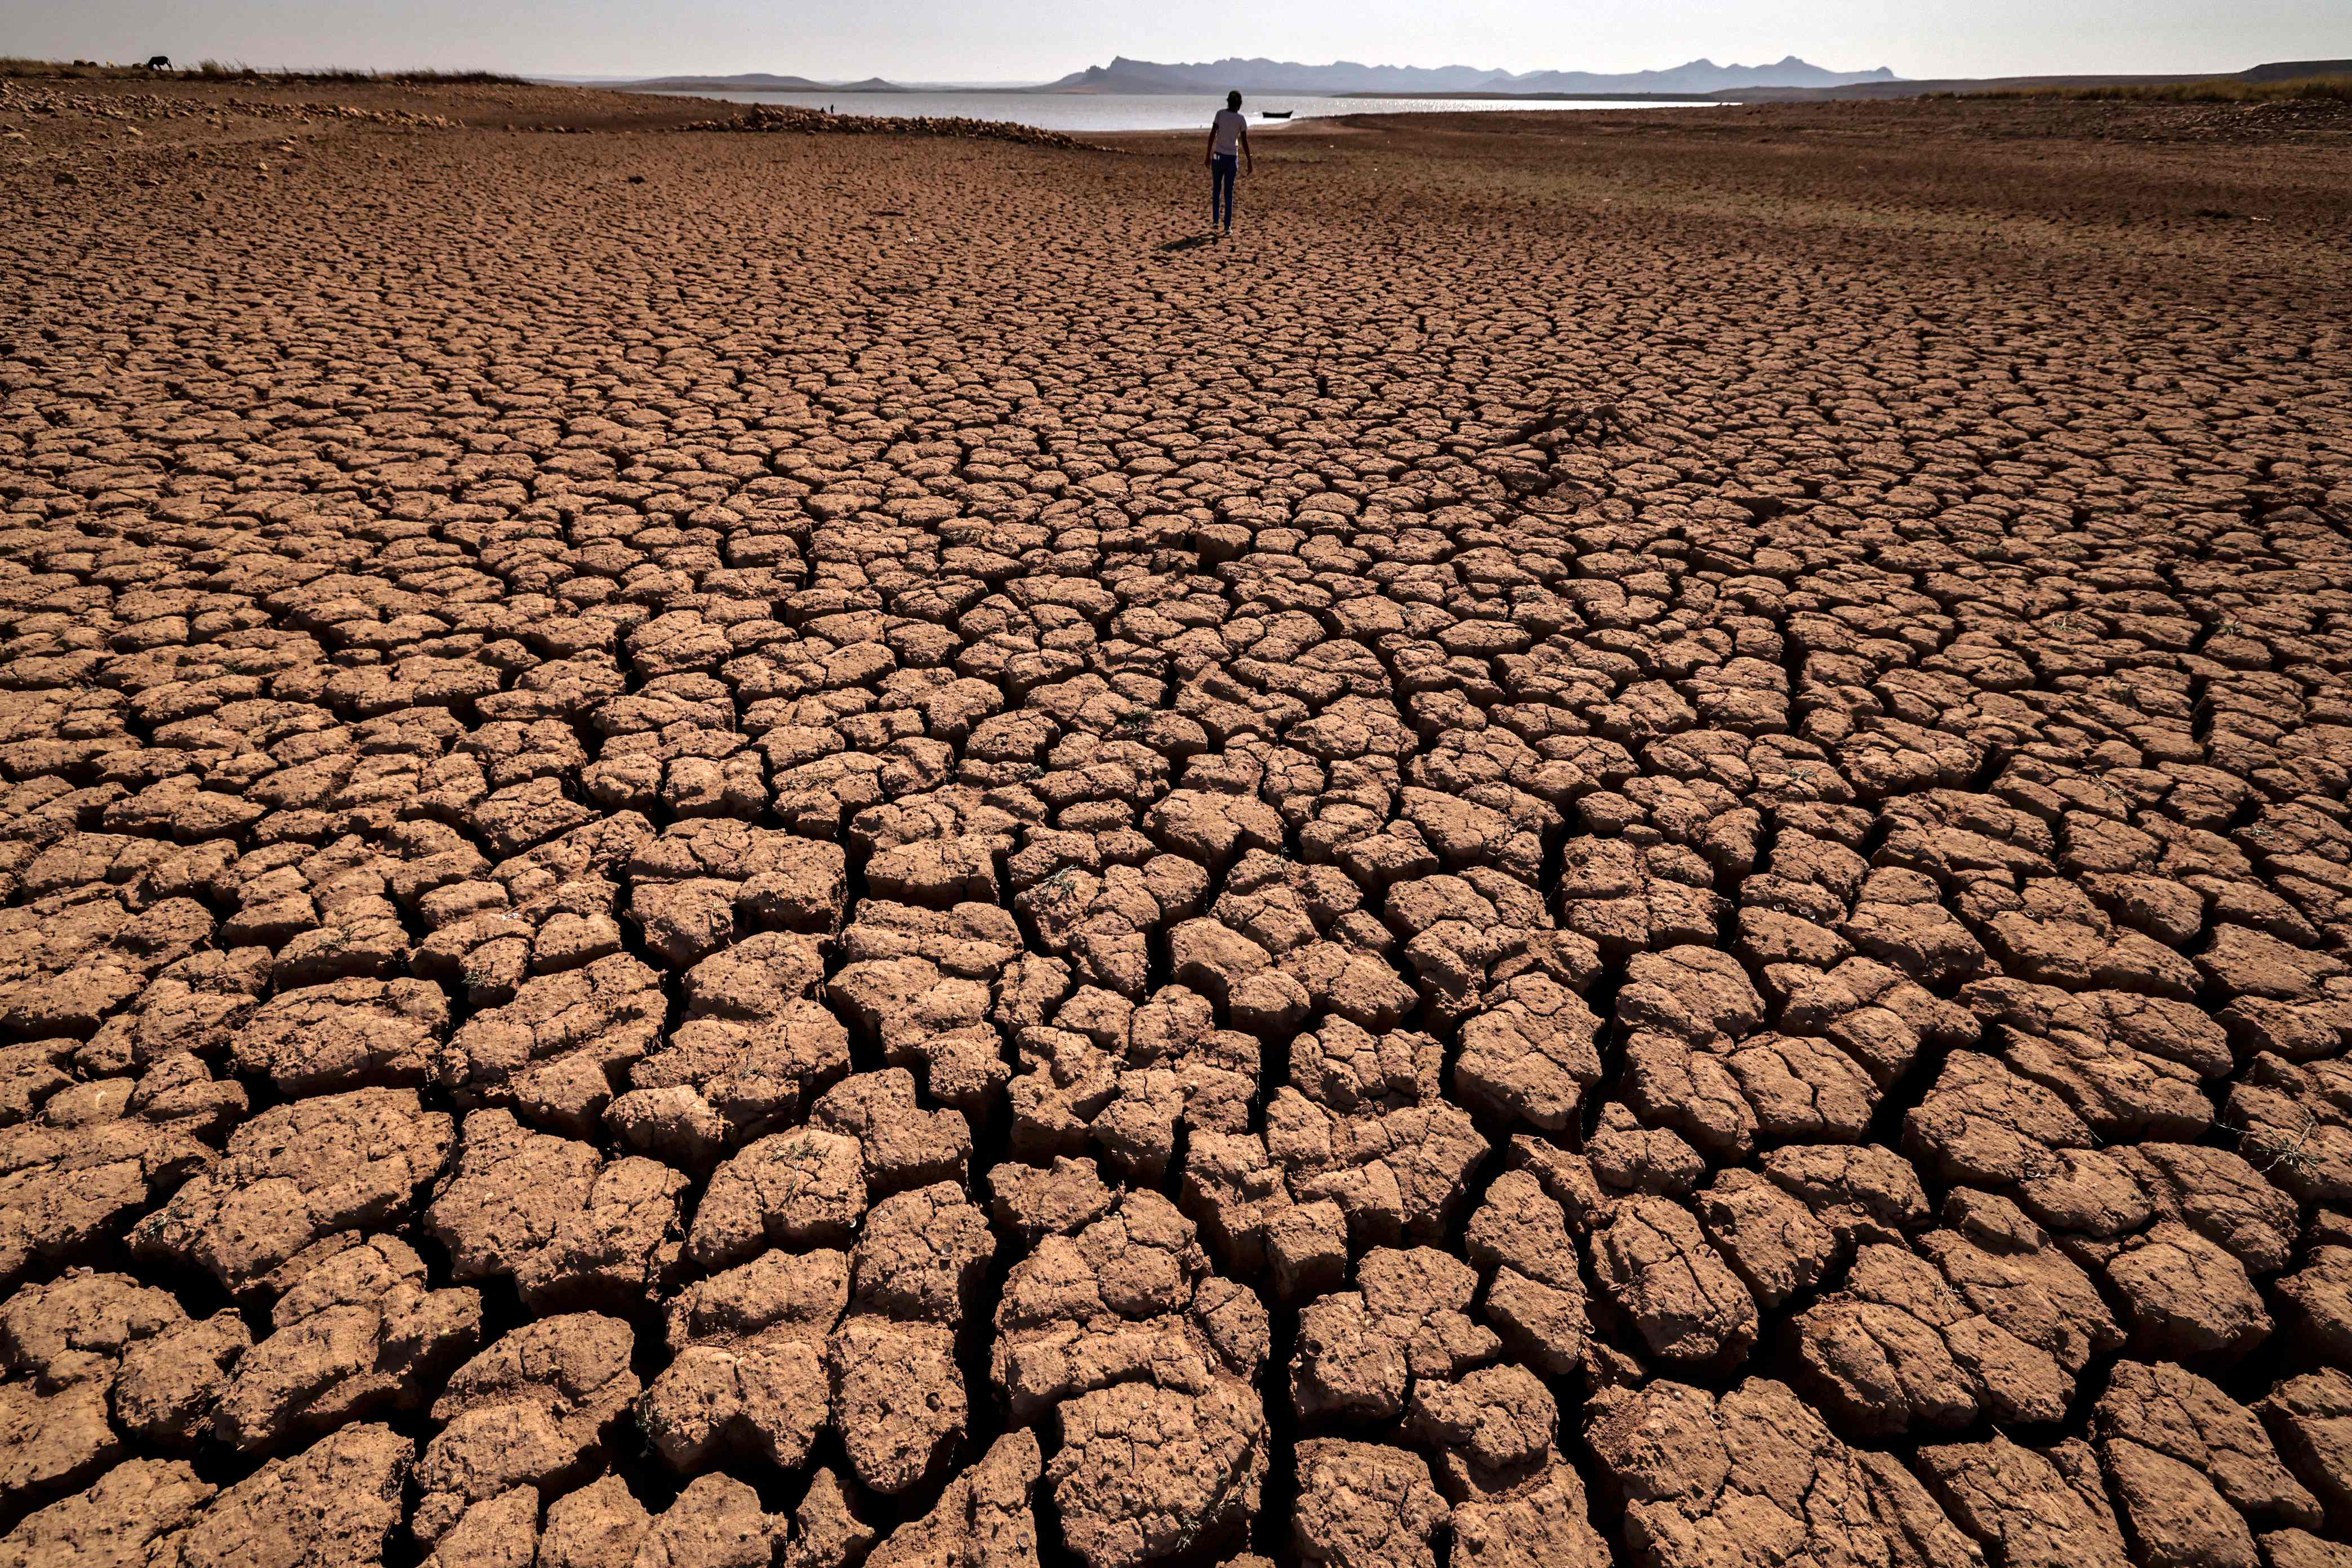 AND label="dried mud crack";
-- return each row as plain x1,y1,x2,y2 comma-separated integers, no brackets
1,79,2350,1568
